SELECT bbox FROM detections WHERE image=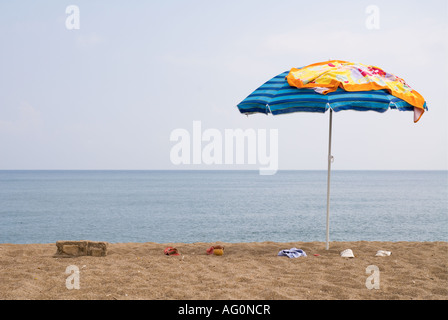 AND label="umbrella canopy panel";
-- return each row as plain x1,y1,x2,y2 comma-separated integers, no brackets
237,70,425,116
